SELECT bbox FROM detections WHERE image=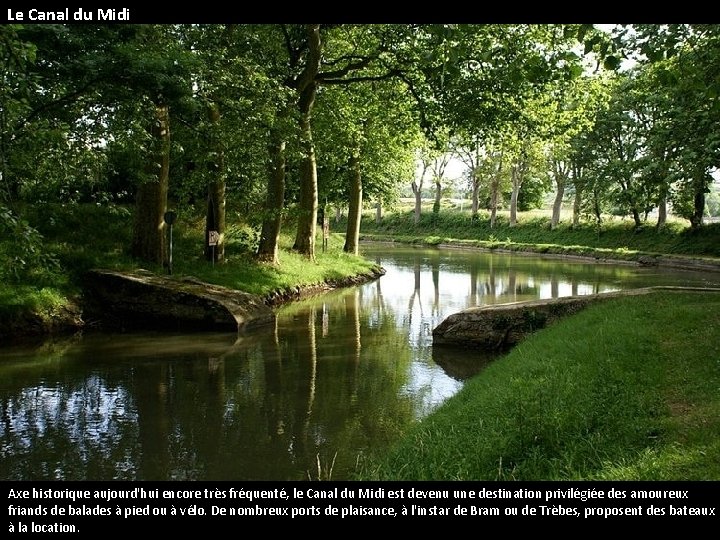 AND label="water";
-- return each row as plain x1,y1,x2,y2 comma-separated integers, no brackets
1,245,718,480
